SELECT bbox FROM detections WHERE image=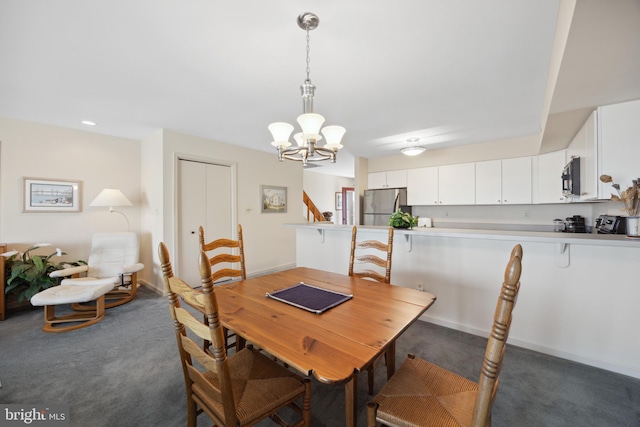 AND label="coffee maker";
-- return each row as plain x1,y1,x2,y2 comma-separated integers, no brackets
564,215,587,233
